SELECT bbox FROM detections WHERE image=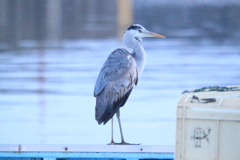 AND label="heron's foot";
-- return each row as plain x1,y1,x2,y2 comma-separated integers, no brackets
107,142,116,145
108,141,140,145
107,140,116,145
120,141,140,145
